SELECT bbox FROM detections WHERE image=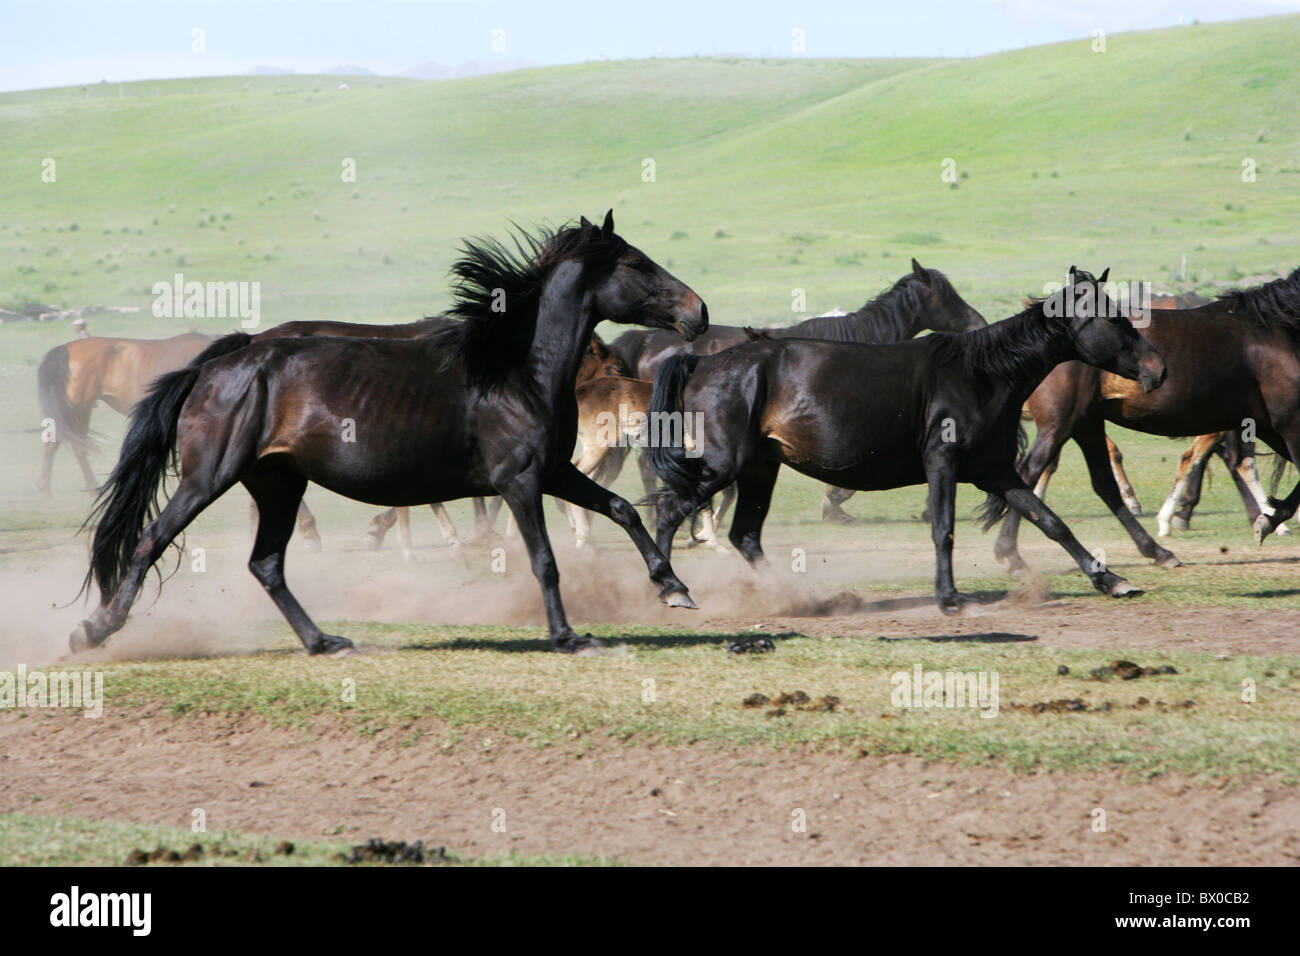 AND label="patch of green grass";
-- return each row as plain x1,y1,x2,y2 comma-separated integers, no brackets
80,624,1300,781
0,812,620,866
